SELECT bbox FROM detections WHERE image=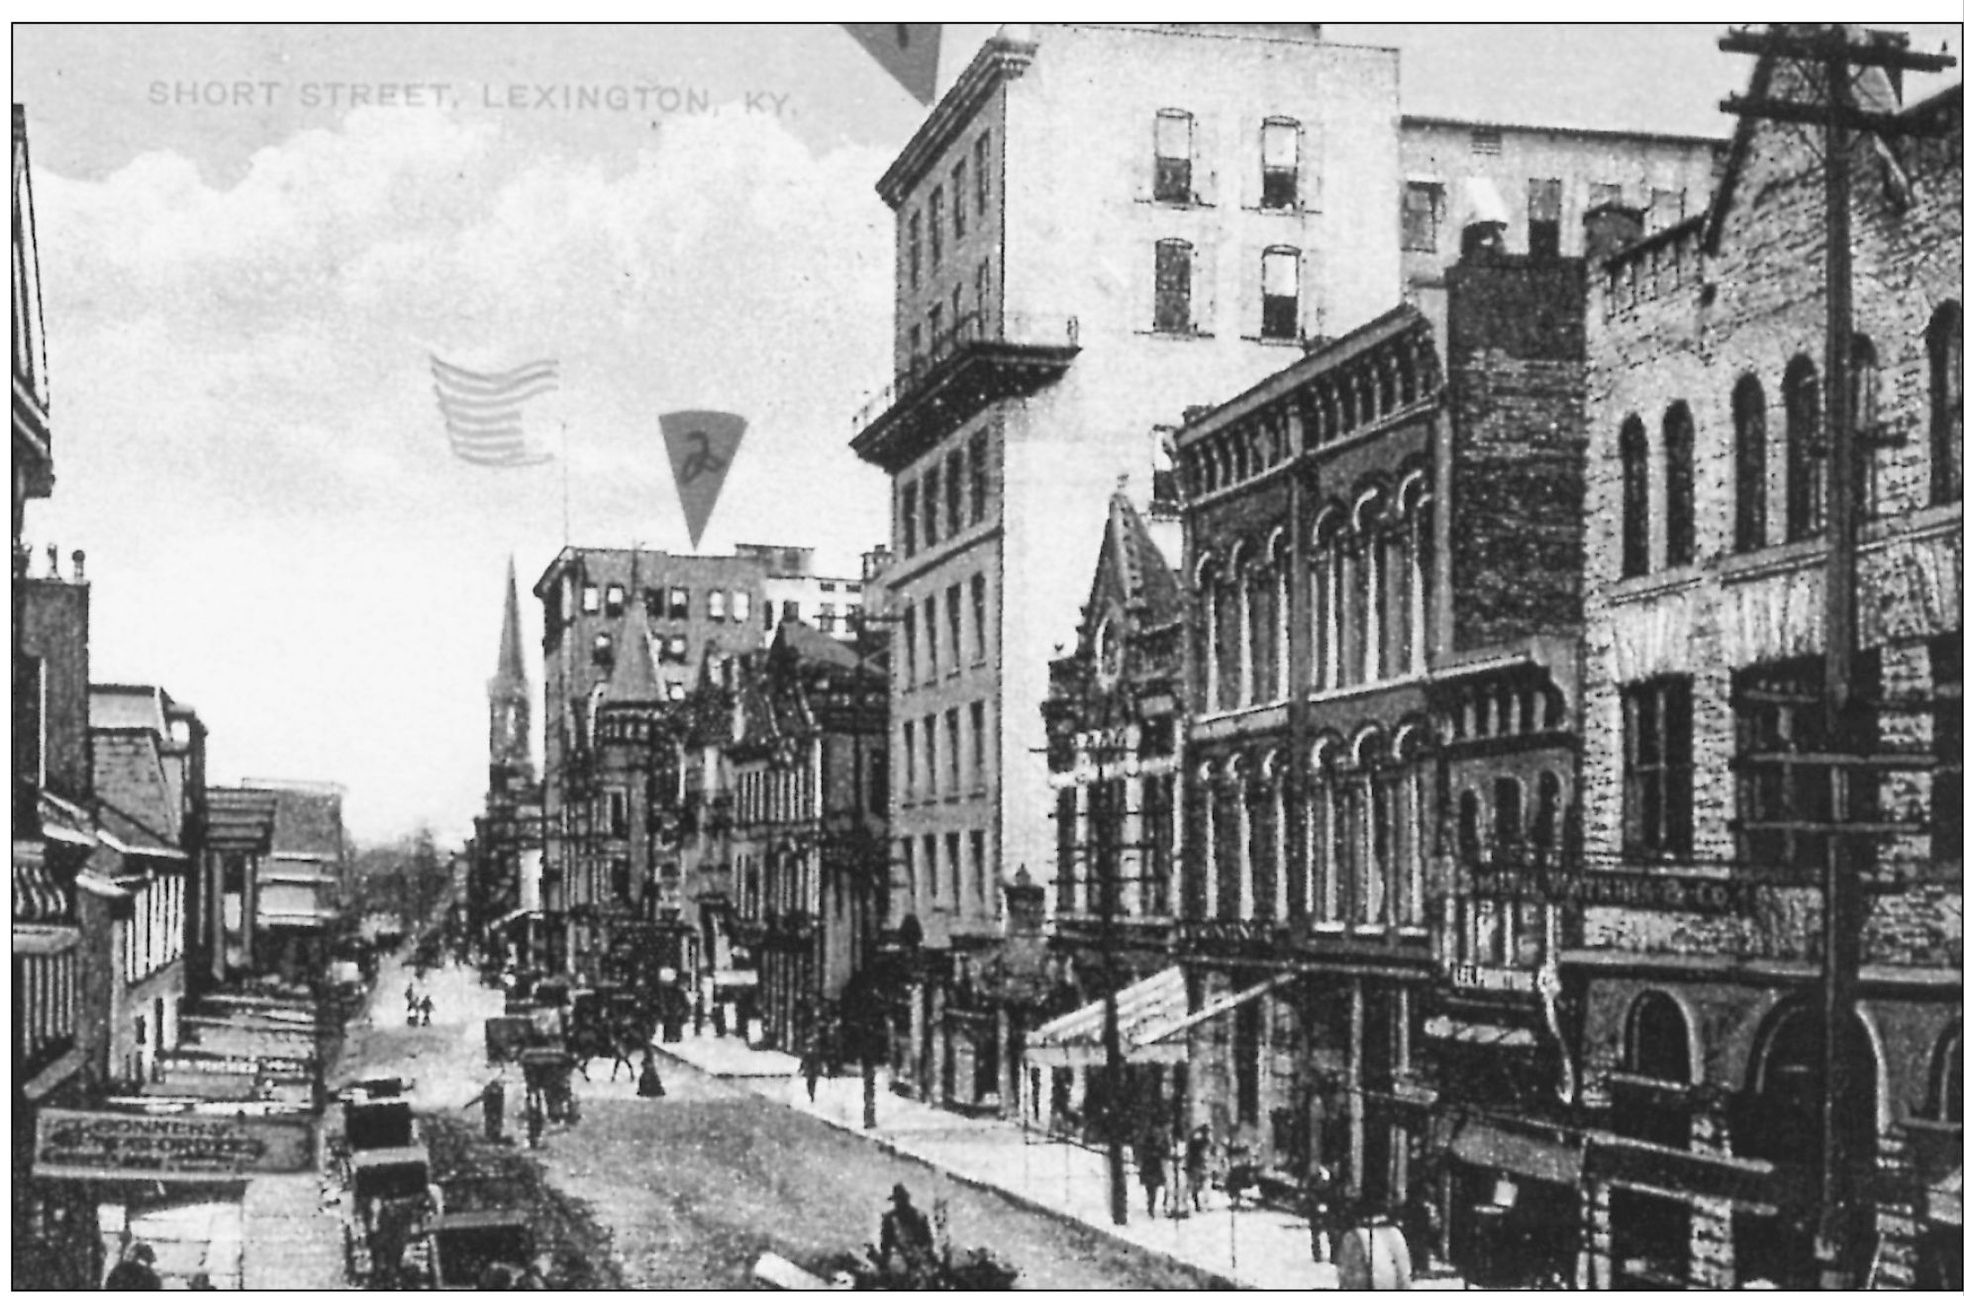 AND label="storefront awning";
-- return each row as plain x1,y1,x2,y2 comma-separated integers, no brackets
1424,1016,1536,1048
1026,967,1189,1068
1450,1120,1582,1186
1583,1132,1783,1213
1135,971,1301,1048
